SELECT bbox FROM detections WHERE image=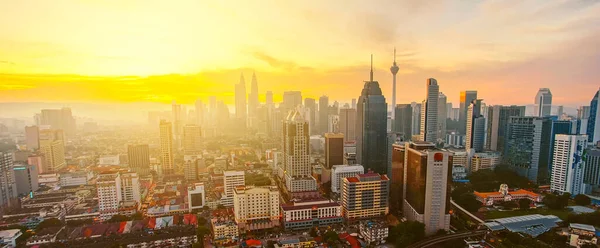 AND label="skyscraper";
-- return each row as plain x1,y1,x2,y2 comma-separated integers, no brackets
325,133,344,169
583,146,600,192
282,91,302,113
586,88,599,143
401,141,451,235
159,120,174,176
437,92,447,142
550,134,587,195
248,72,259,119
486,105,526,151
266,91,274,106
356,56,388,174
393,104,412,141
504,116,572,184
535,88,552,117
390,48,399,121
304,98,317,134
195,99,205,126
25,126,39,151
339,108,357,142
223,170,245,206
40,108,76,137
171,101,183,149
459,91,477,134
420,78,439,143
39,129,66,173
183,124,202,155
235,74,247,126
465,99,485,152
282,107,317,196
0,152,17,208
319,95,329,134
411,102,421,136
127,144,150,176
